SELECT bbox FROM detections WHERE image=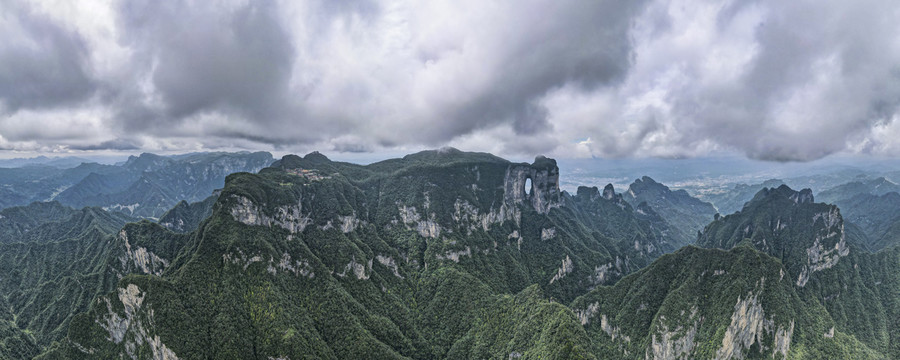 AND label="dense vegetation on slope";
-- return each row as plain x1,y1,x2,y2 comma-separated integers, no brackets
696,185,900,358
448,285,595,359
47,149,680,359
572,245,881,359
0,203,135,359
567,184,900,359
